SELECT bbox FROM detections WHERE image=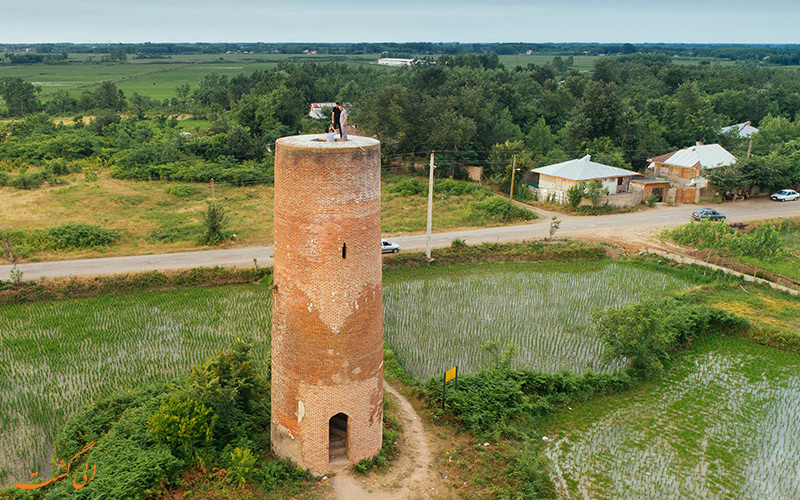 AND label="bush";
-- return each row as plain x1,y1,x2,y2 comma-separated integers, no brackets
46,223,120,250
198,203,232,245
9,170,44,189
469,196,537,224
594,298,748,378
44,342,288,498
646,193,658,207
